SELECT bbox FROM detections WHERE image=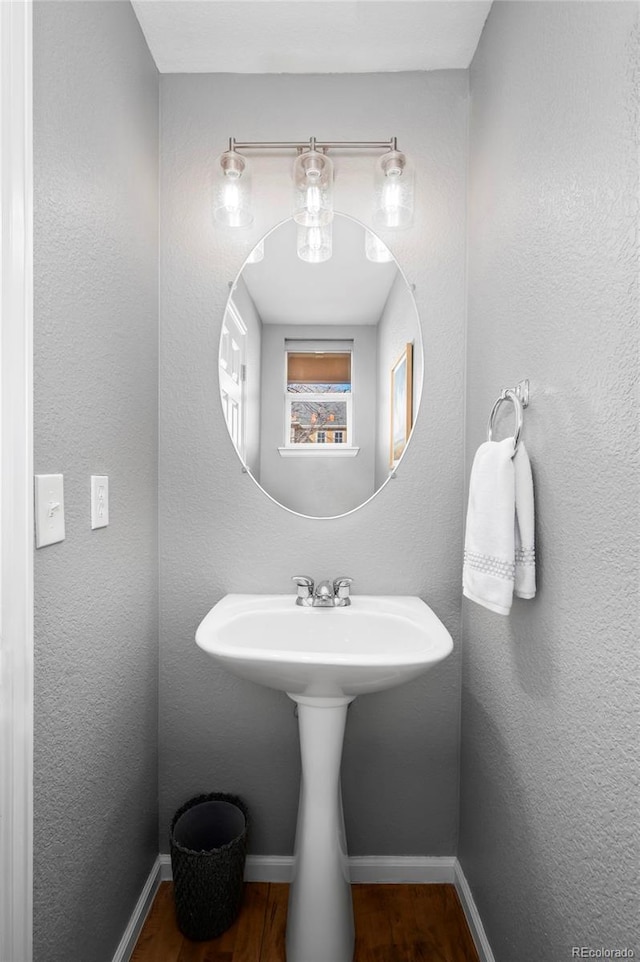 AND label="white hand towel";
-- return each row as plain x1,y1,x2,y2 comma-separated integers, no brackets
463,438,536,615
